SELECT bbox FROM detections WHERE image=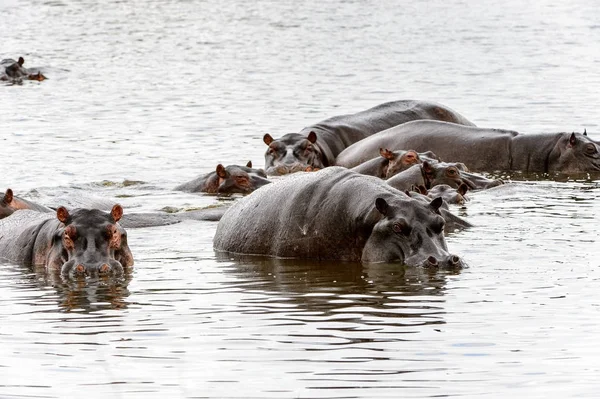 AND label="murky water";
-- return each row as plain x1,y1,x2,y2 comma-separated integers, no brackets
2,0,600,397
